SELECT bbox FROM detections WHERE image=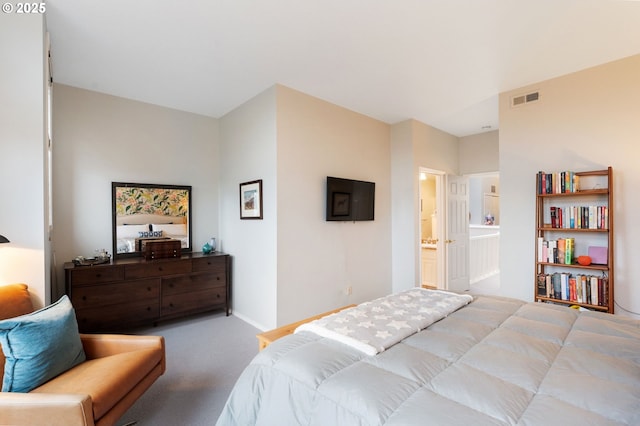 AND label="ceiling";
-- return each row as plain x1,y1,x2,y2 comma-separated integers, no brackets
45,0,640,137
